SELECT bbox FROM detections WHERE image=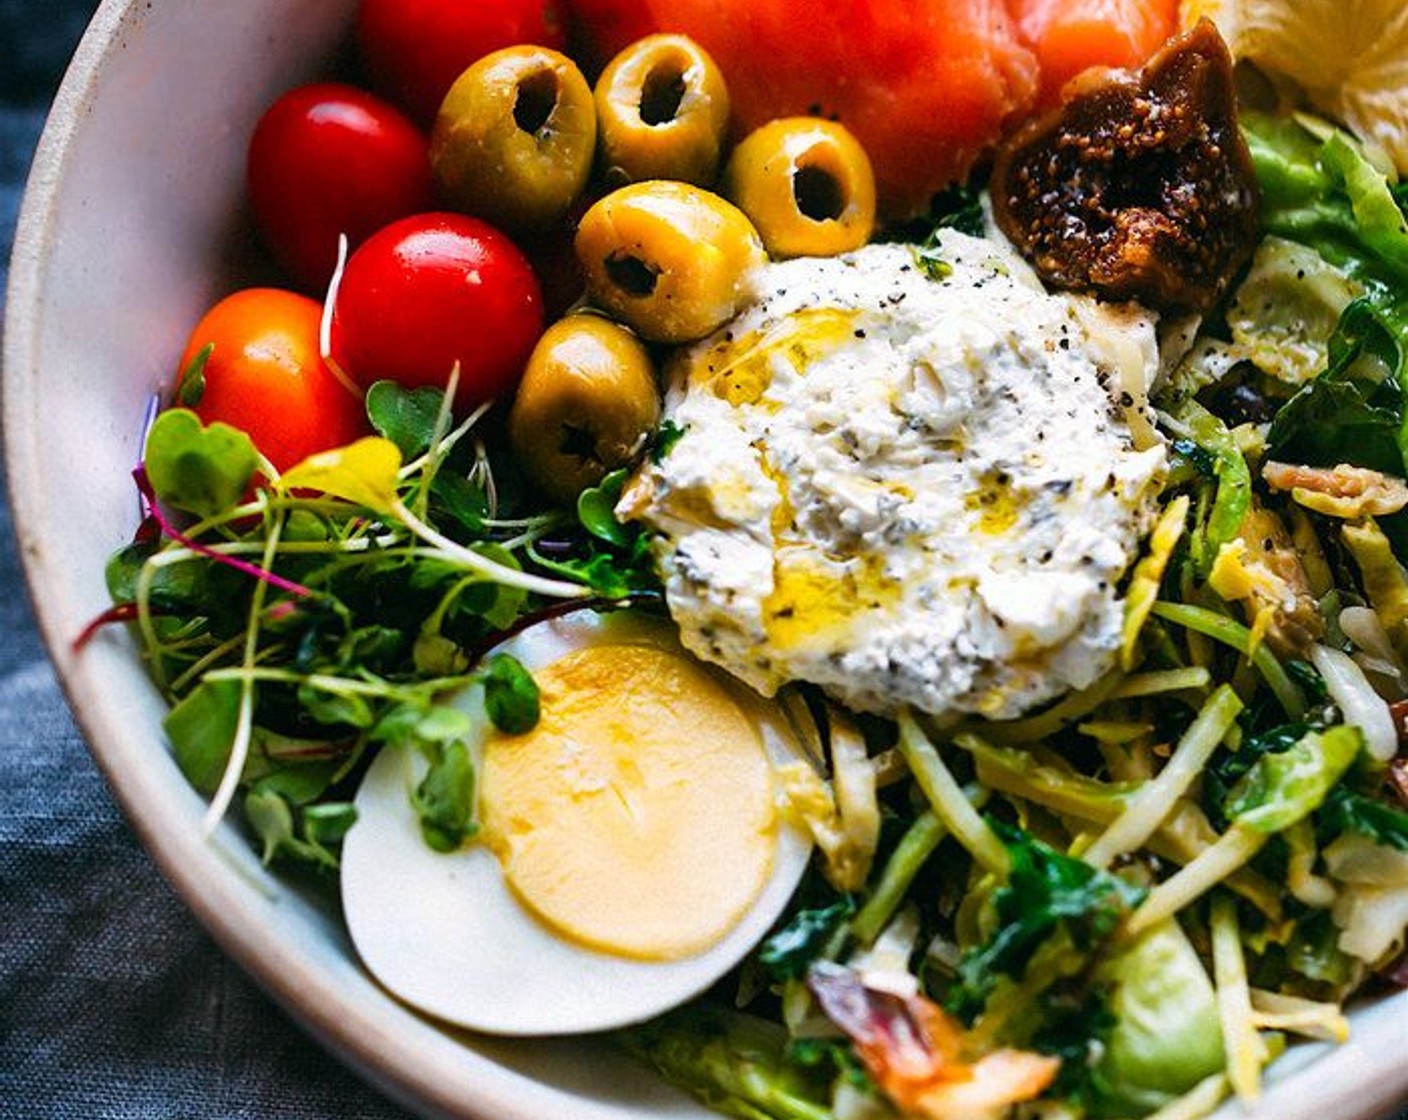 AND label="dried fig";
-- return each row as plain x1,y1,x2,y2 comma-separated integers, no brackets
990,20,1258,313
